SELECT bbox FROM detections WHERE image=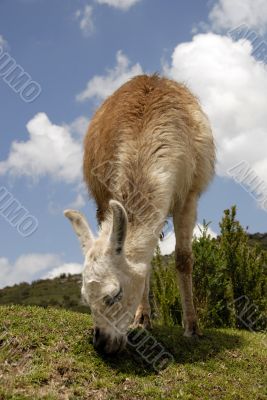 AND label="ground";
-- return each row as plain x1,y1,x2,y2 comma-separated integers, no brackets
0,305,266,400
